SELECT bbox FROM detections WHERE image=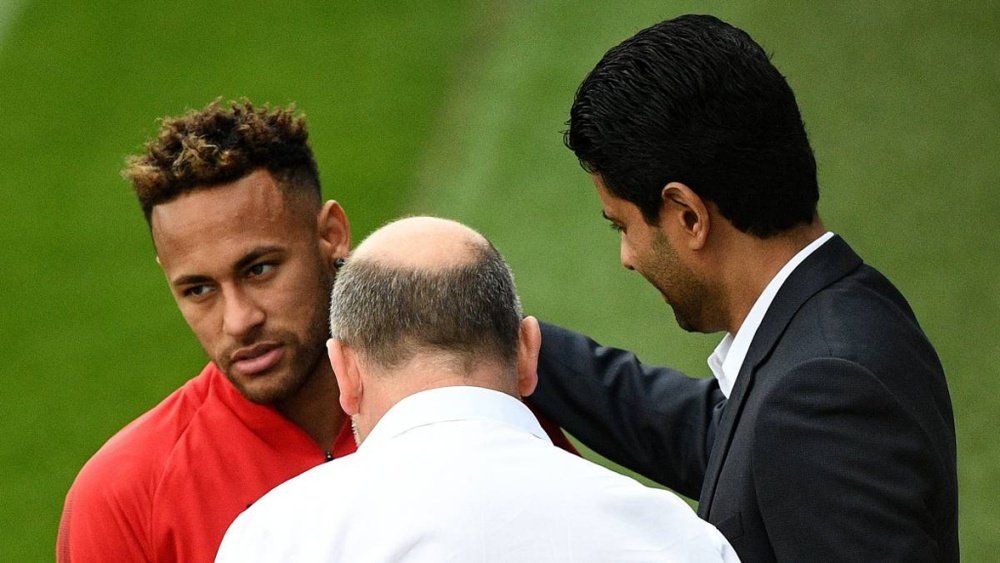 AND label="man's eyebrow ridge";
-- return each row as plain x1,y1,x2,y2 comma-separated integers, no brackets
234,245,285,271
169,245,285,286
